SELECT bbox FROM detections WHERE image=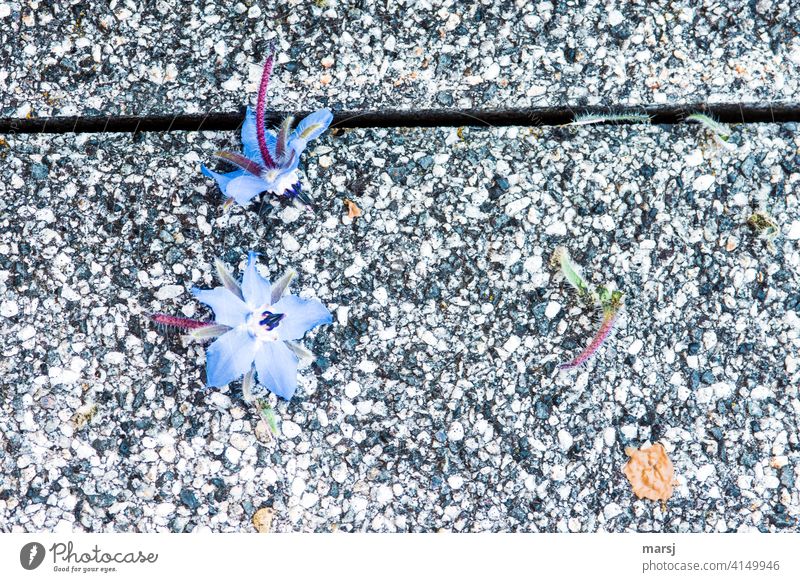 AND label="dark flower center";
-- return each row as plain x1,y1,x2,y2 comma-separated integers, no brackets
259,311,284,330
